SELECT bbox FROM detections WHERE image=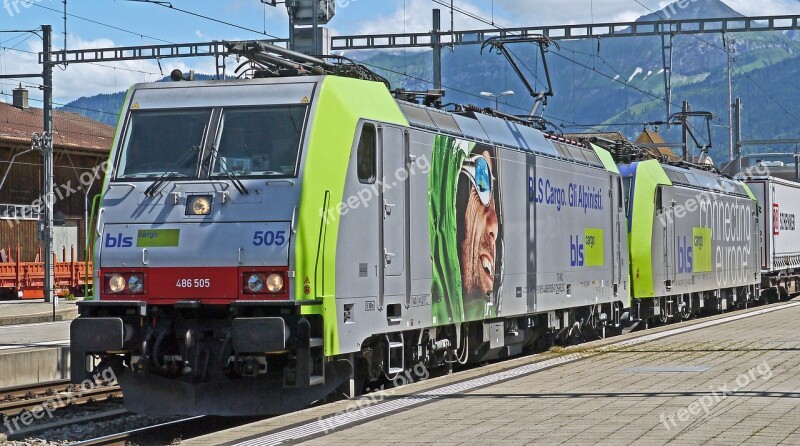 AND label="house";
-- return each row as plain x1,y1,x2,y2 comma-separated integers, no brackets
0,87,114,261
